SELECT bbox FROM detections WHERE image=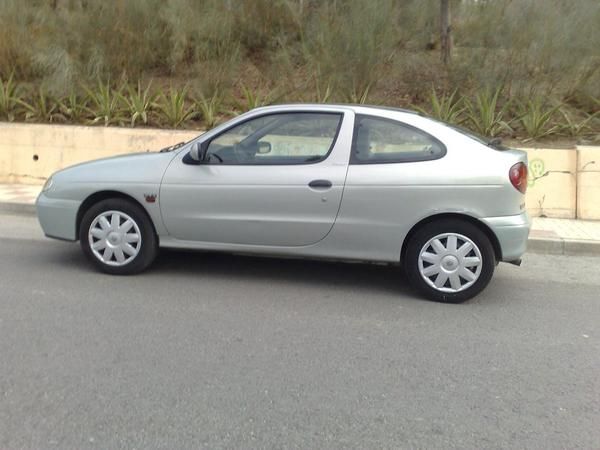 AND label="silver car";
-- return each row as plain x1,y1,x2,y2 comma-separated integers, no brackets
37,104,530,302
